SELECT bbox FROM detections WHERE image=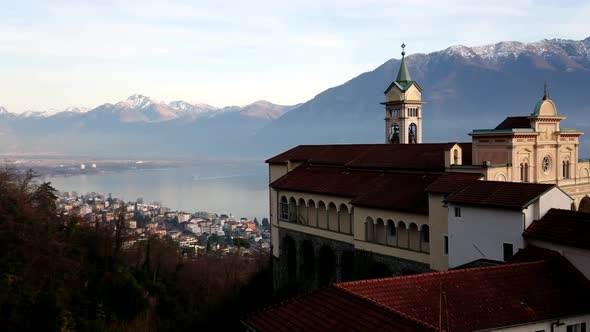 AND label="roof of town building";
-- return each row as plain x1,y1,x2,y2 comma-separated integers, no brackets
242,285,432,332
524,208,590,250
445,180,556,210
270,165,439,214
266,143,472,170
495,116,532,130
243,252,590,332
424,172,483,194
